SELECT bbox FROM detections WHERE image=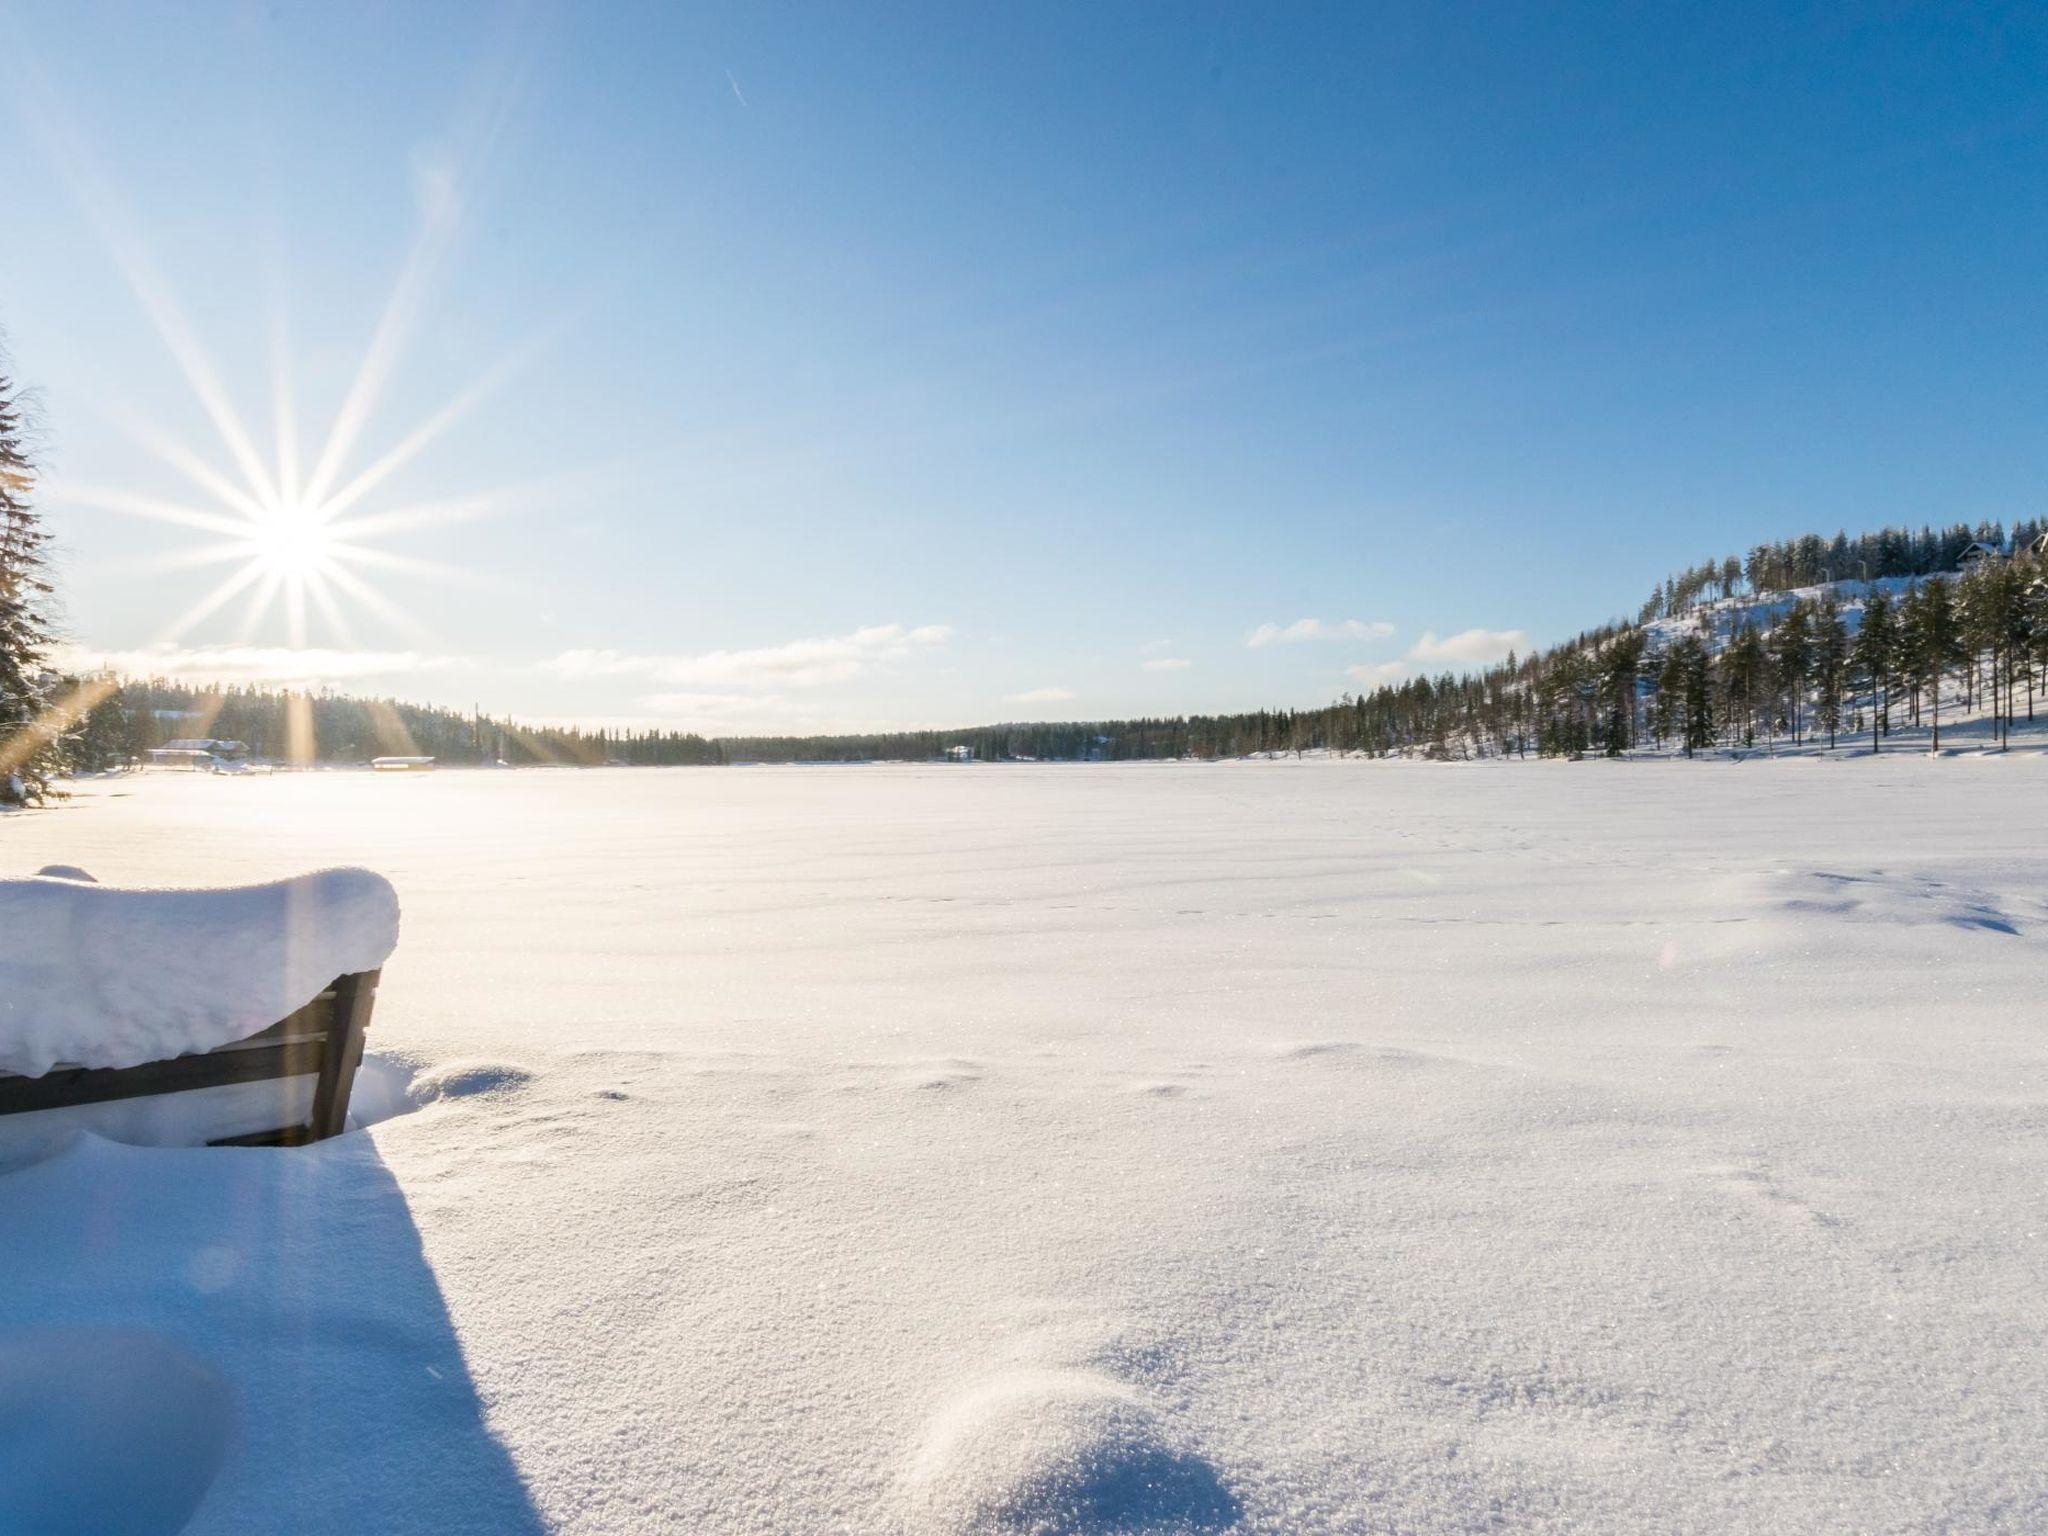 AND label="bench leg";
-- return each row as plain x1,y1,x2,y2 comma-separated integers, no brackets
308,970,378,1140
